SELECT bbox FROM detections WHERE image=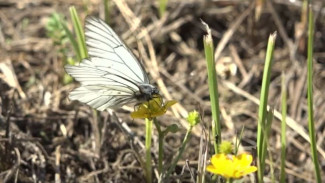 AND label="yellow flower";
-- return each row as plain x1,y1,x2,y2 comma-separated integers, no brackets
206,153,257,179
131,96,177,119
